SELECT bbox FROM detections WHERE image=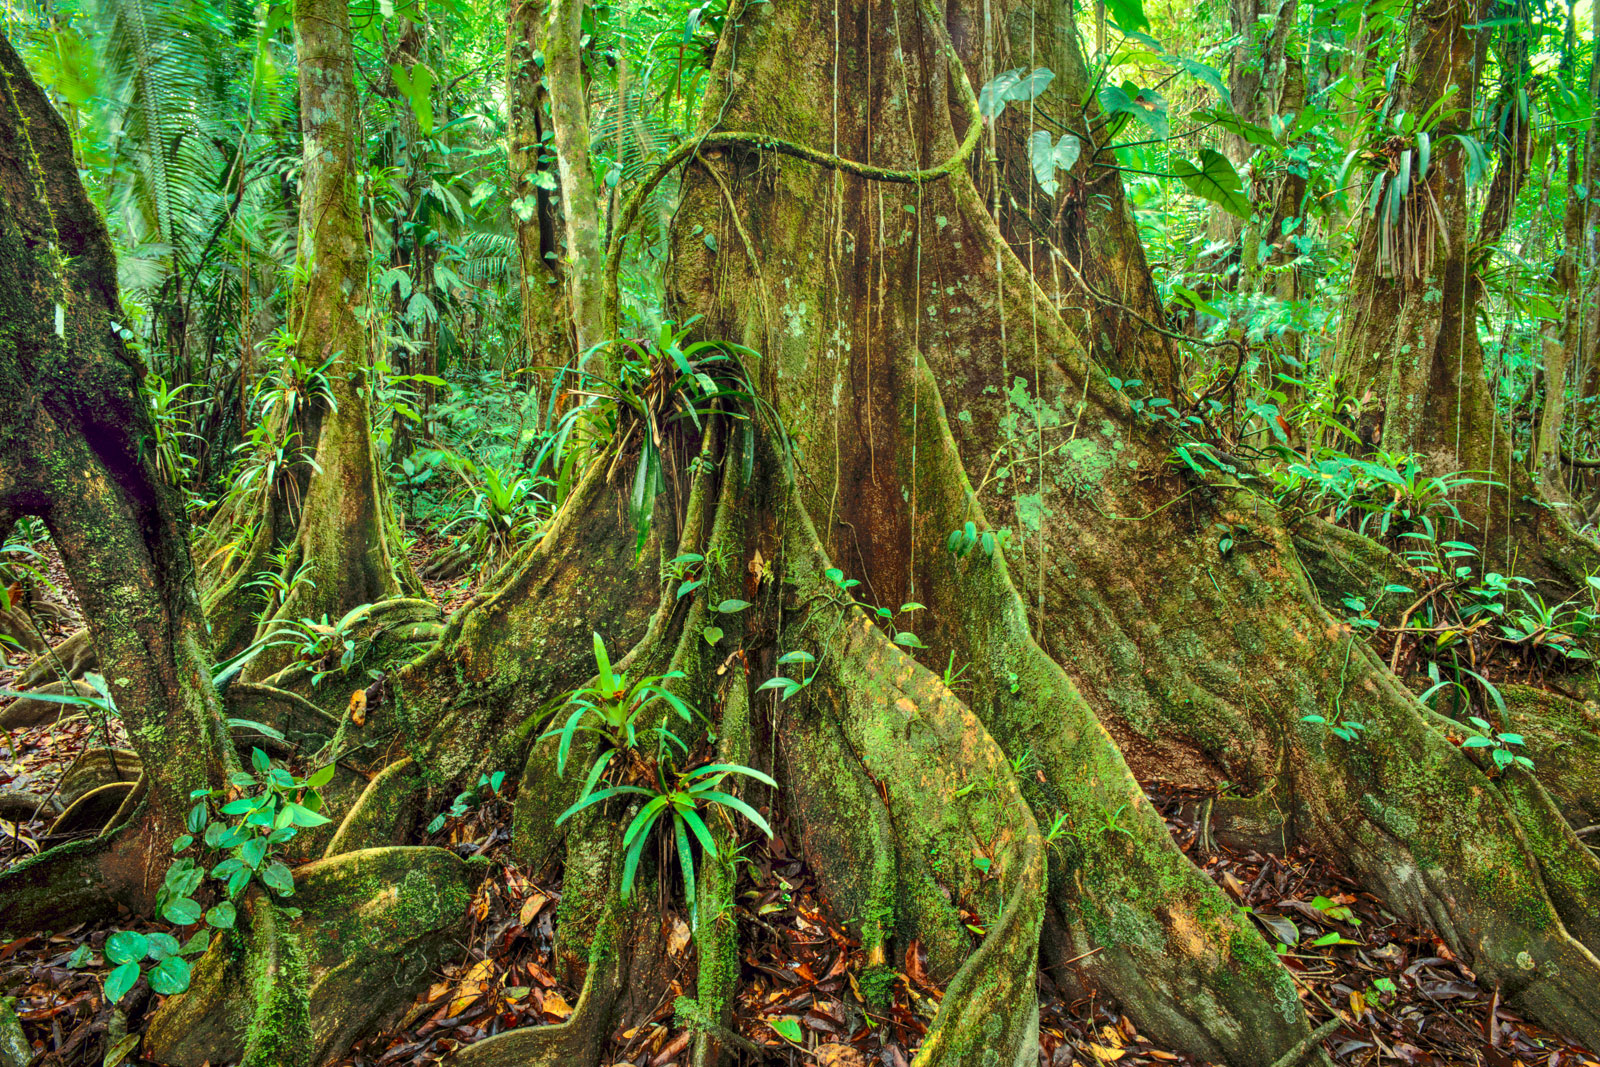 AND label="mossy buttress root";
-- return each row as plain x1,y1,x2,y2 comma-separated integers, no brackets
145,846,478,1067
